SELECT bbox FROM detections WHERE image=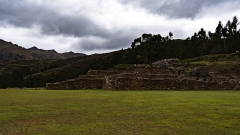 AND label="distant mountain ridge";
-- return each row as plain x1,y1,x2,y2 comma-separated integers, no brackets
0,39,86,62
